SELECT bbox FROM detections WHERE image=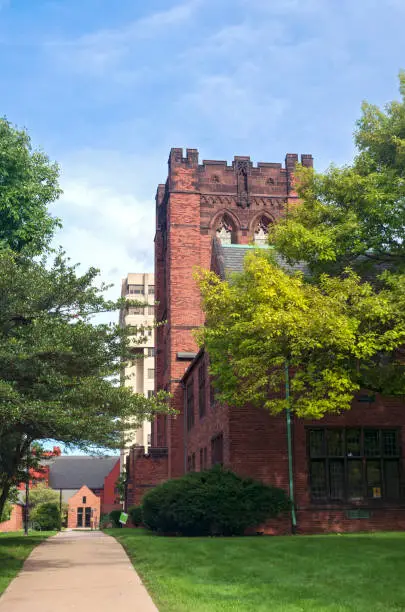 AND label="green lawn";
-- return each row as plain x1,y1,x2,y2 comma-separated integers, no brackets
0,531,55,596
107,529,405,612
